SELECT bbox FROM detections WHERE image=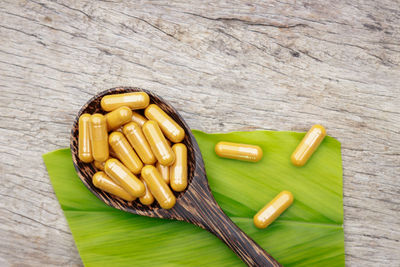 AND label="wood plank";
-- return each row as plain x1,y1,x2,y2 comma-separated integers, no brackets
0,0,399,266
